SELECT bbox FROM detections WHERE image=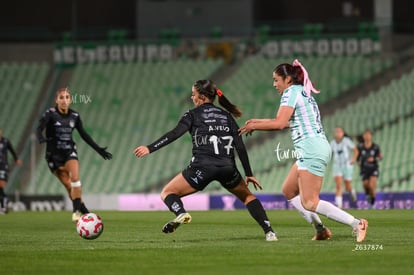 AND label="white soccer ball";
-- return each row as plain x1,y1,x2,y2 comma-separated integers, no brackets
76,213,104,240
